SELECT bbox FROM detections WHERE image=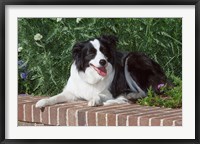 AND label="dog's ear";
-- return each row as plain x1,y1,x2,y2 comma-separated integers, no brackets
99,35,118,47
72,42,84,60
